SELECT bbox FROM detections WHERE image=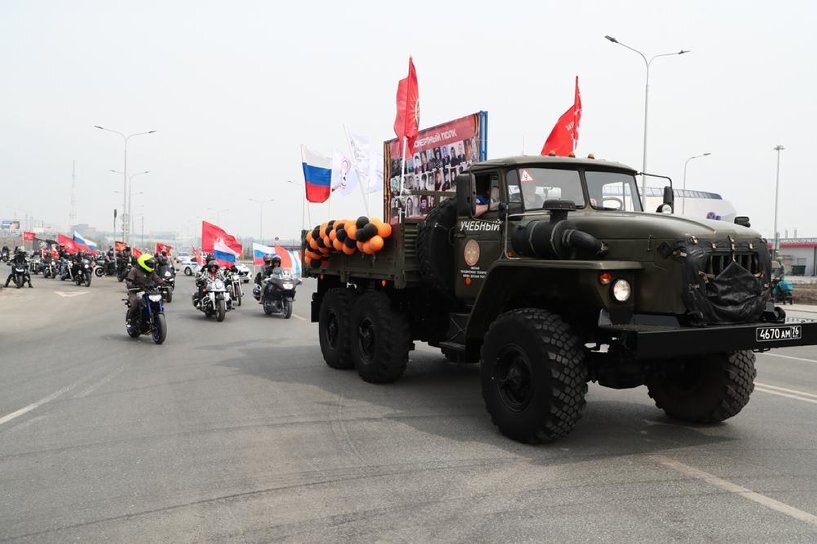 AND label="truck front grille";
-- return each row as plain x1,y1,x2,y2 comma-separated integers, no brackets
706,252,760,275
